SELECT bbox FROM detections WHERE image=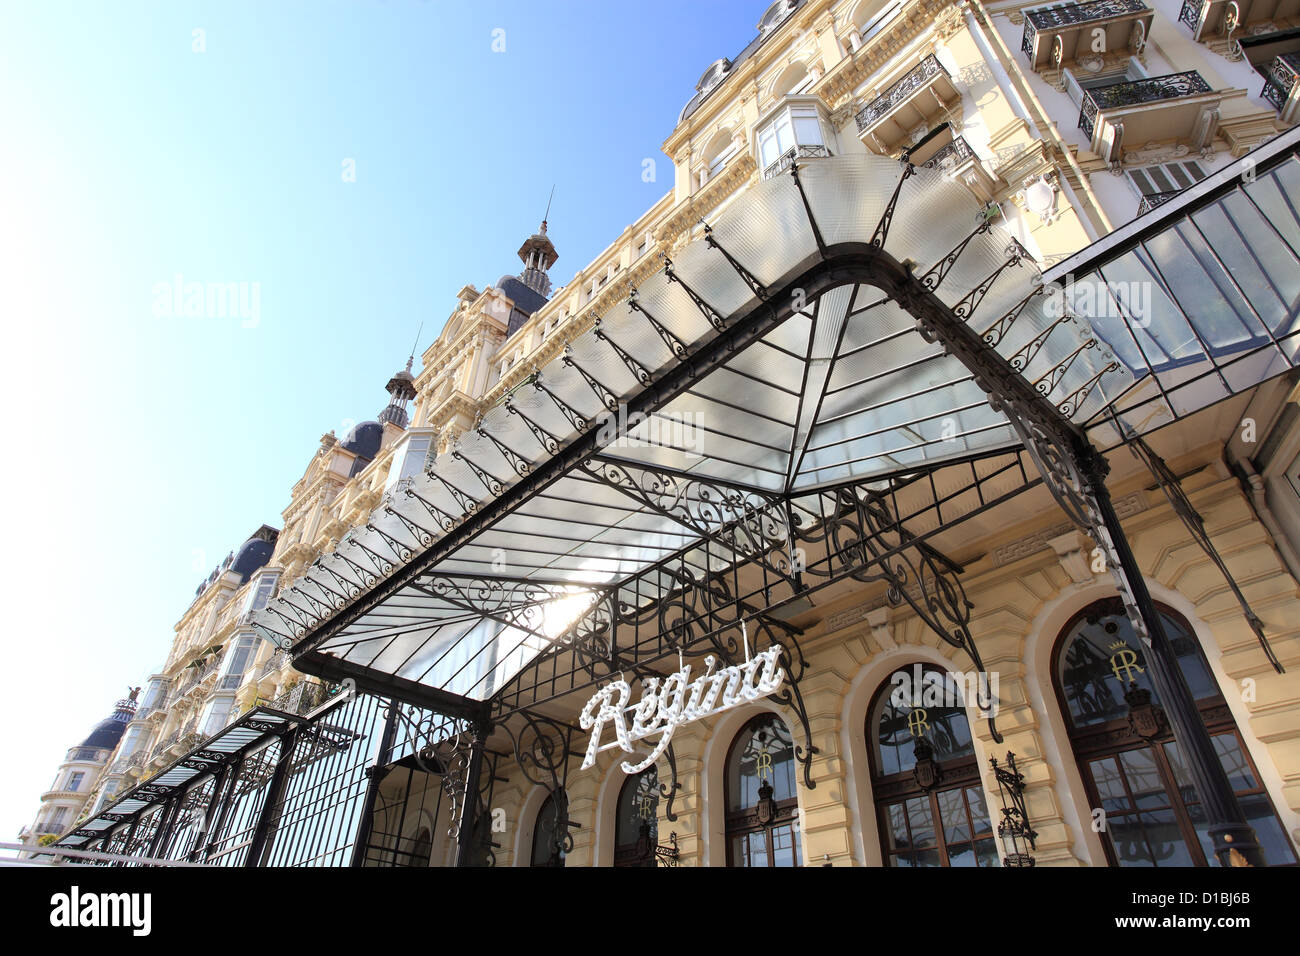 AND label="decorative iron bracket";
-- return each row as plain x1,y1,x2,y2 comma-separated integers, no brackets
1127,434,1283,673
